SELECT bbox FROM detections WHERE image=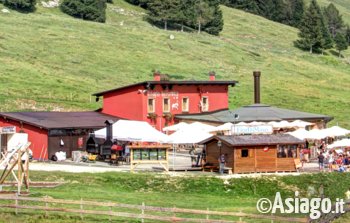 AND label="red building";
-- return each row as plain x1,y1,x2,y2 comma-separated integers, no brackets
93,72,238,130
0,112,120,160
